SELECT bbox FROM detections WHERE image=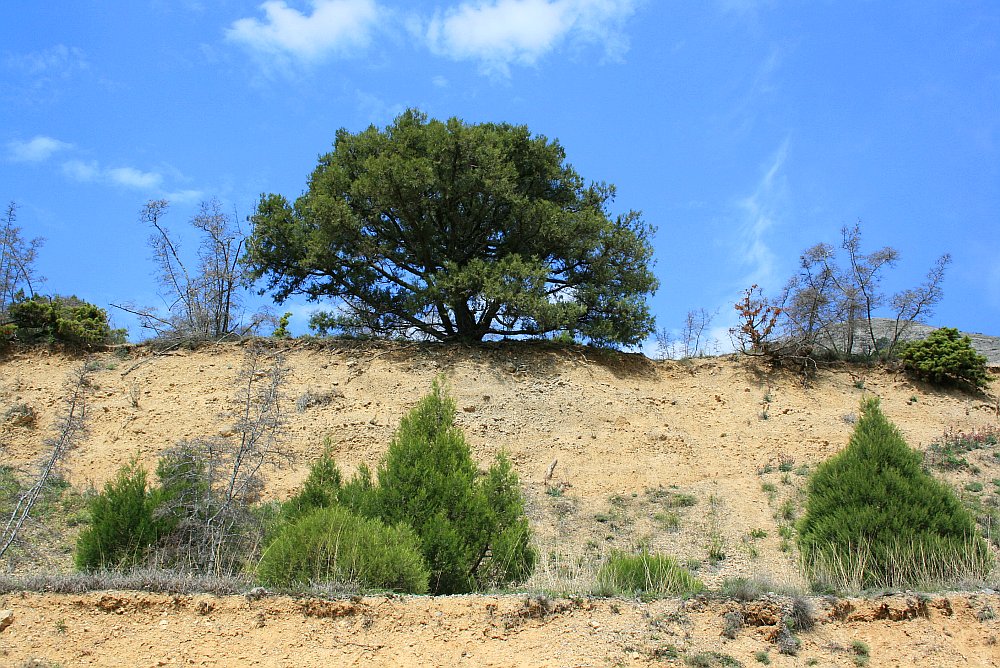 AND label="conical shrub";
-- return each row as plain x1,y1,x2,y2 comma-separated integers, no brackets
371,378,536,594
